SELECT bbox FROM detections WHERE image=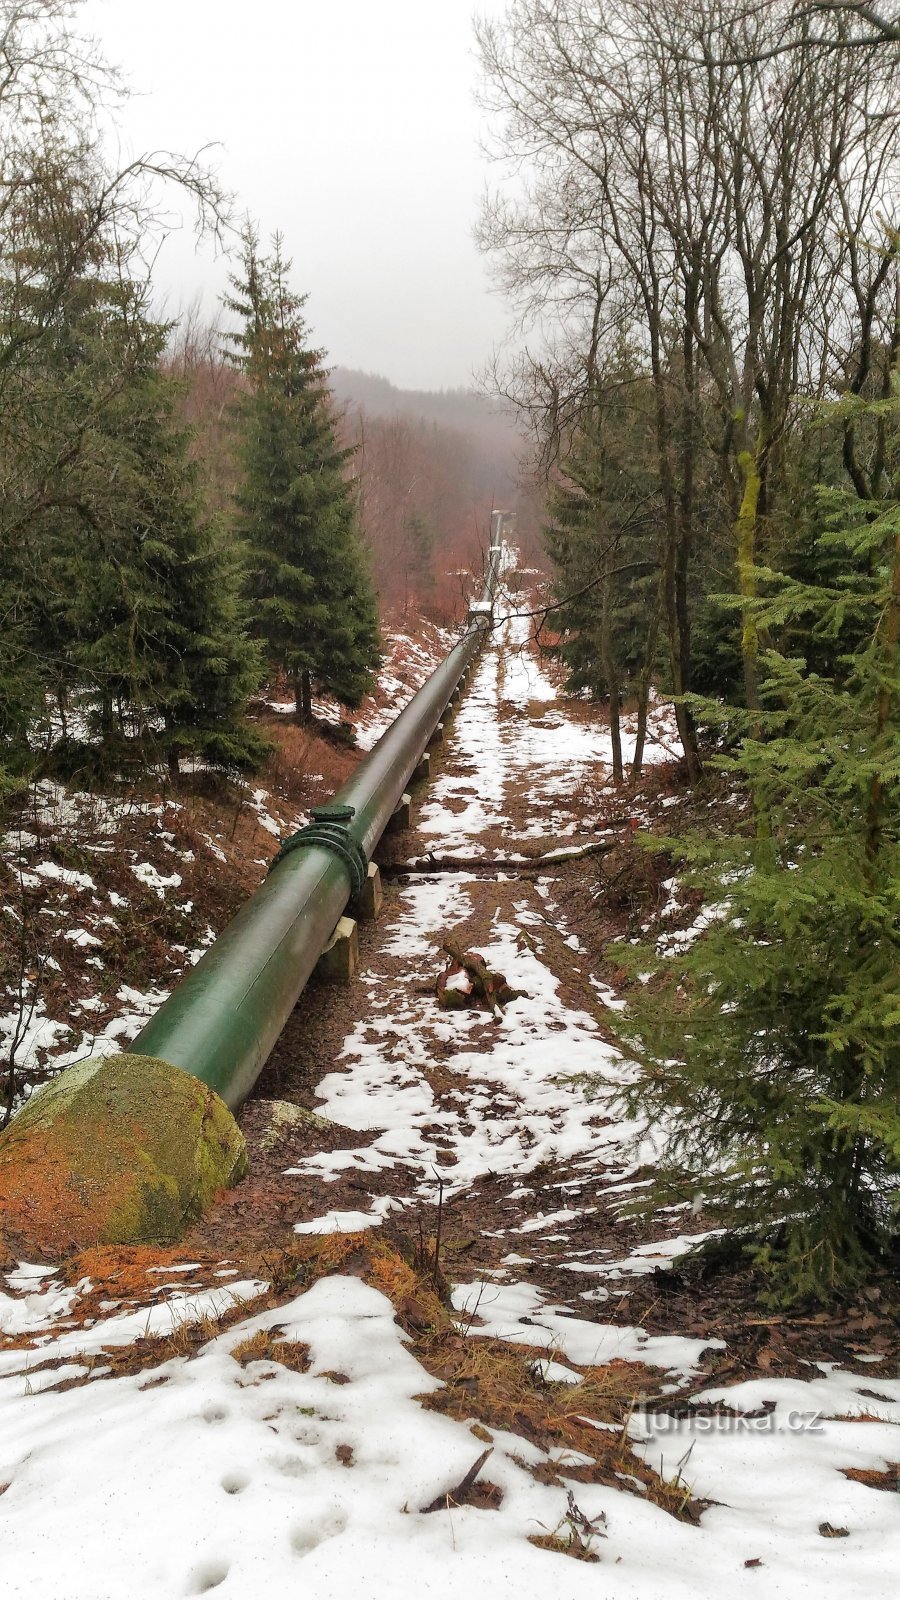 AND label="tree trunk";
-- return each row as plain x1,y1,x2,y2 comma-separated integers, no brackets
663,533,702,783
649,365,702,783
600,570,623,783
295,668,313,723
99,694,115,744
167,747,180,783
631,578,661,781
609,689,623,784
632,683,648,782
